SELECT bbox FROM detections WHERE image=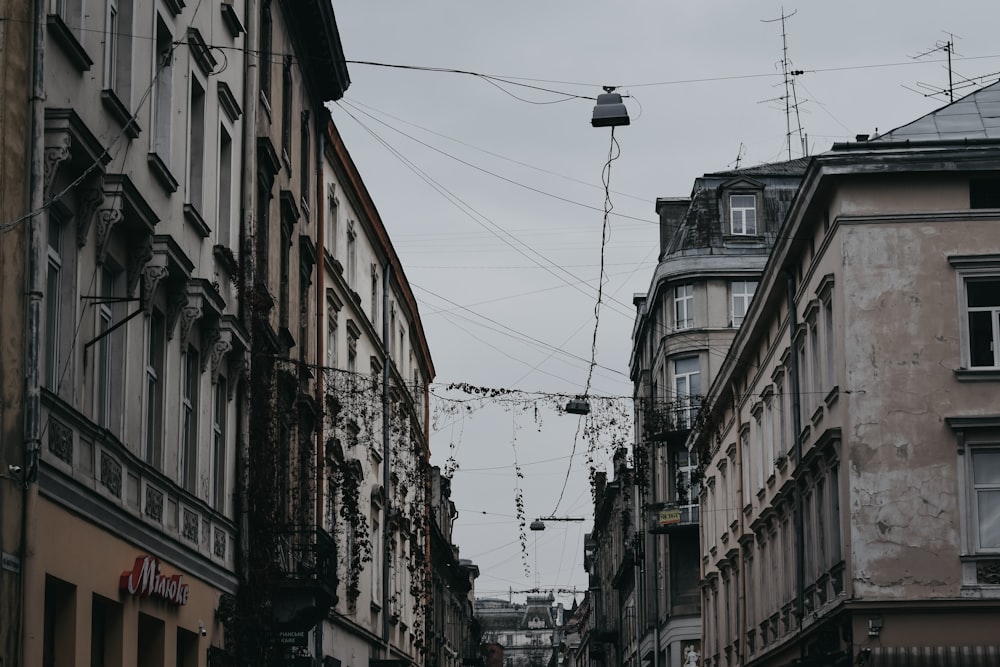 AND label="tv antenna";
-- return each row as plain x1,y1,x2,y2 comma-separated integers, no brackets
904,33,1000,102
761,8,807,160
730,142,746,170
